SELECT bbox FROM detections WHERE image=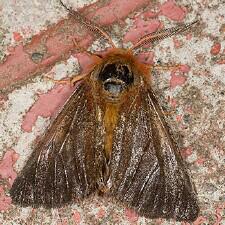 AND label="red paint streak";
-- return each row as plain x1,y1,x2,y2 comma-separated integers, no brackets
137,51,154,65
181,222,190,225
58,218,68,225
169,65,190,88
185,106,193,113
155,218,163,224
73,53,96,73
186,33,192,40
181,147,193,158
0,94,8,107
73,210,81,224
0,0,149,91
195,158,205,165
214,203,225,225
210,42,221,55
0,149,19,186
124,18,161,44
178,64,190,73
216,59,225,64
176,114,182,122
141,10,159,19
13,32,23,42
0,186,12,212
125,208,139,223
173,37,182,48
170,73,187,88
168,97,177,108
97,208,106,218
21,85,75,132
87,0,150,25
193,216,207,225
160,0,187,22
0,45,37,90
